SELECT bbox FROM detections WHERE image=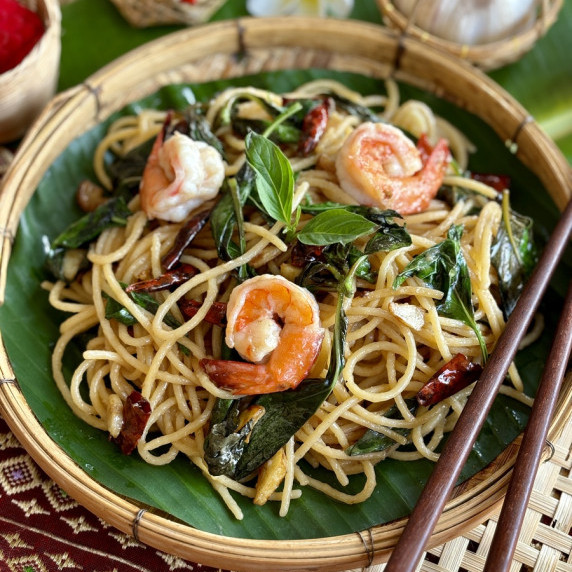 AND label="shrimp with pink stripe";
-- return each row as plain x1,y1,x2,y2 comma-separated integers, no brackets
201,275,325,395
335,122,450,215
